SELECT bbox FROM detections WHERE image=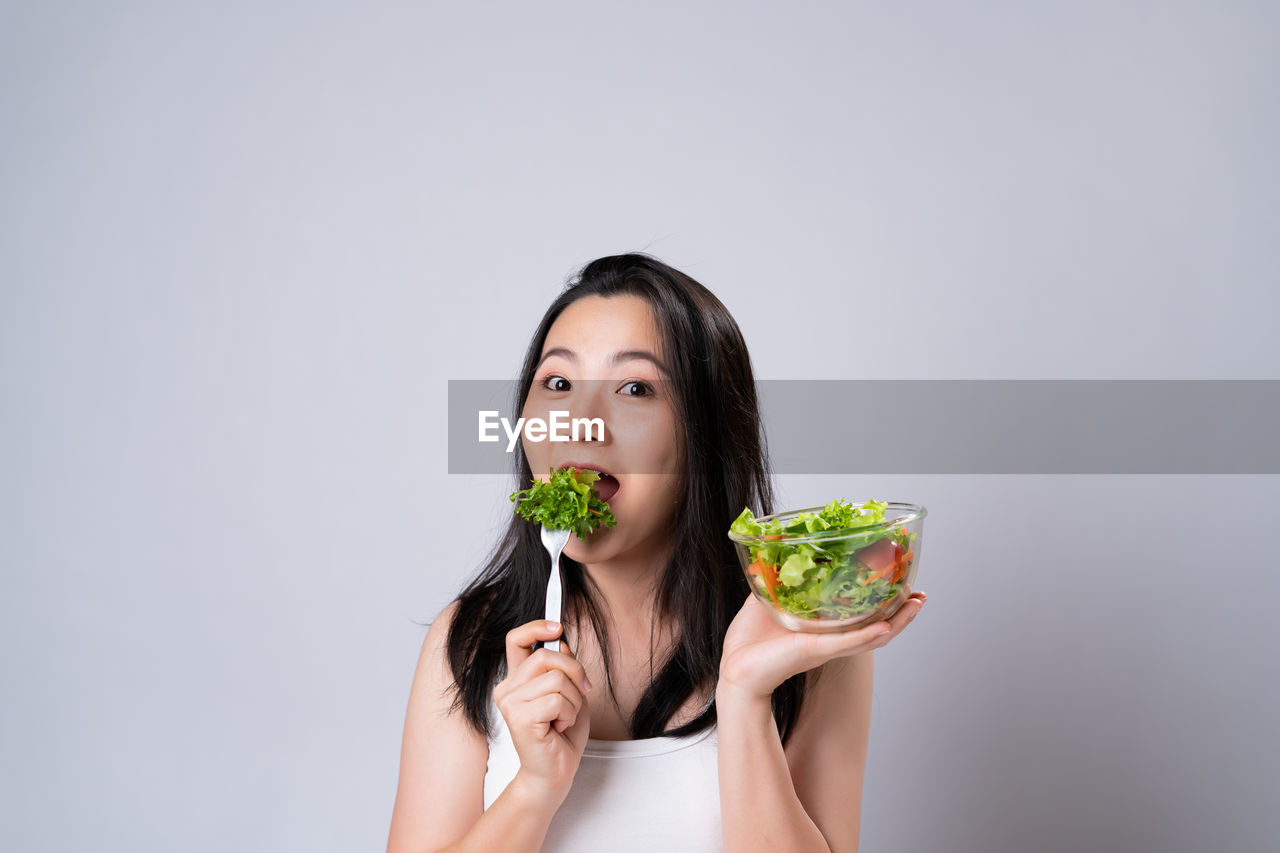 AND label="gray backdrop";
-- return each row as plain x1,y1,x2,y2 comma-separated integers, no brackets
3,2,1277,851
